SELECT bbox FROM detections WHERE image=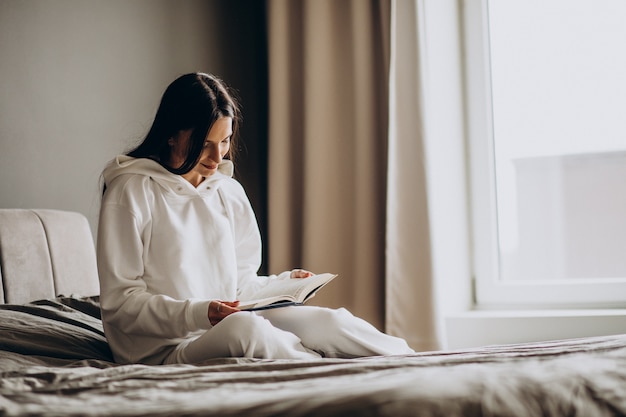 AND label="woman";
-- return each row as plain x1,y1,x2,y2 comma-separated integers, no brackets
97,73,413,365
